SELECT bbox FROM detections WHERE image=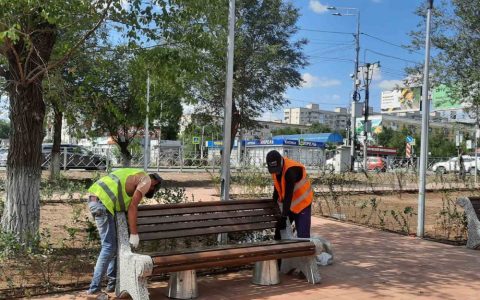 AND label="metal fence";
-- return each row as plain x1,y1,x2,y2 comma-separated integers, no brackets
36,146,473,175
